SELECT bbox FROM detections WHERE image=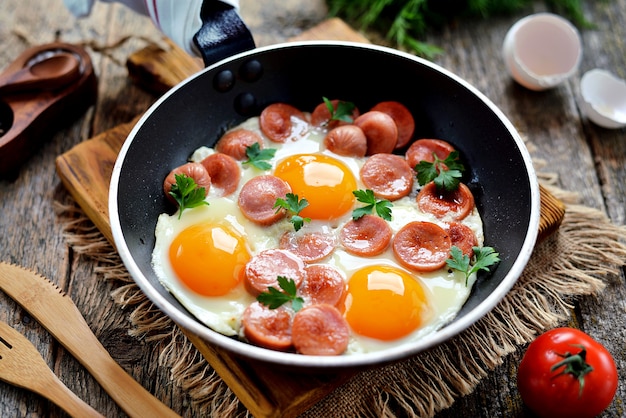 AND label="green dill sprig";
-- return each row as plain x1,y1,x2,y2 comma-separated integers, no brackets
327,0,593,58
